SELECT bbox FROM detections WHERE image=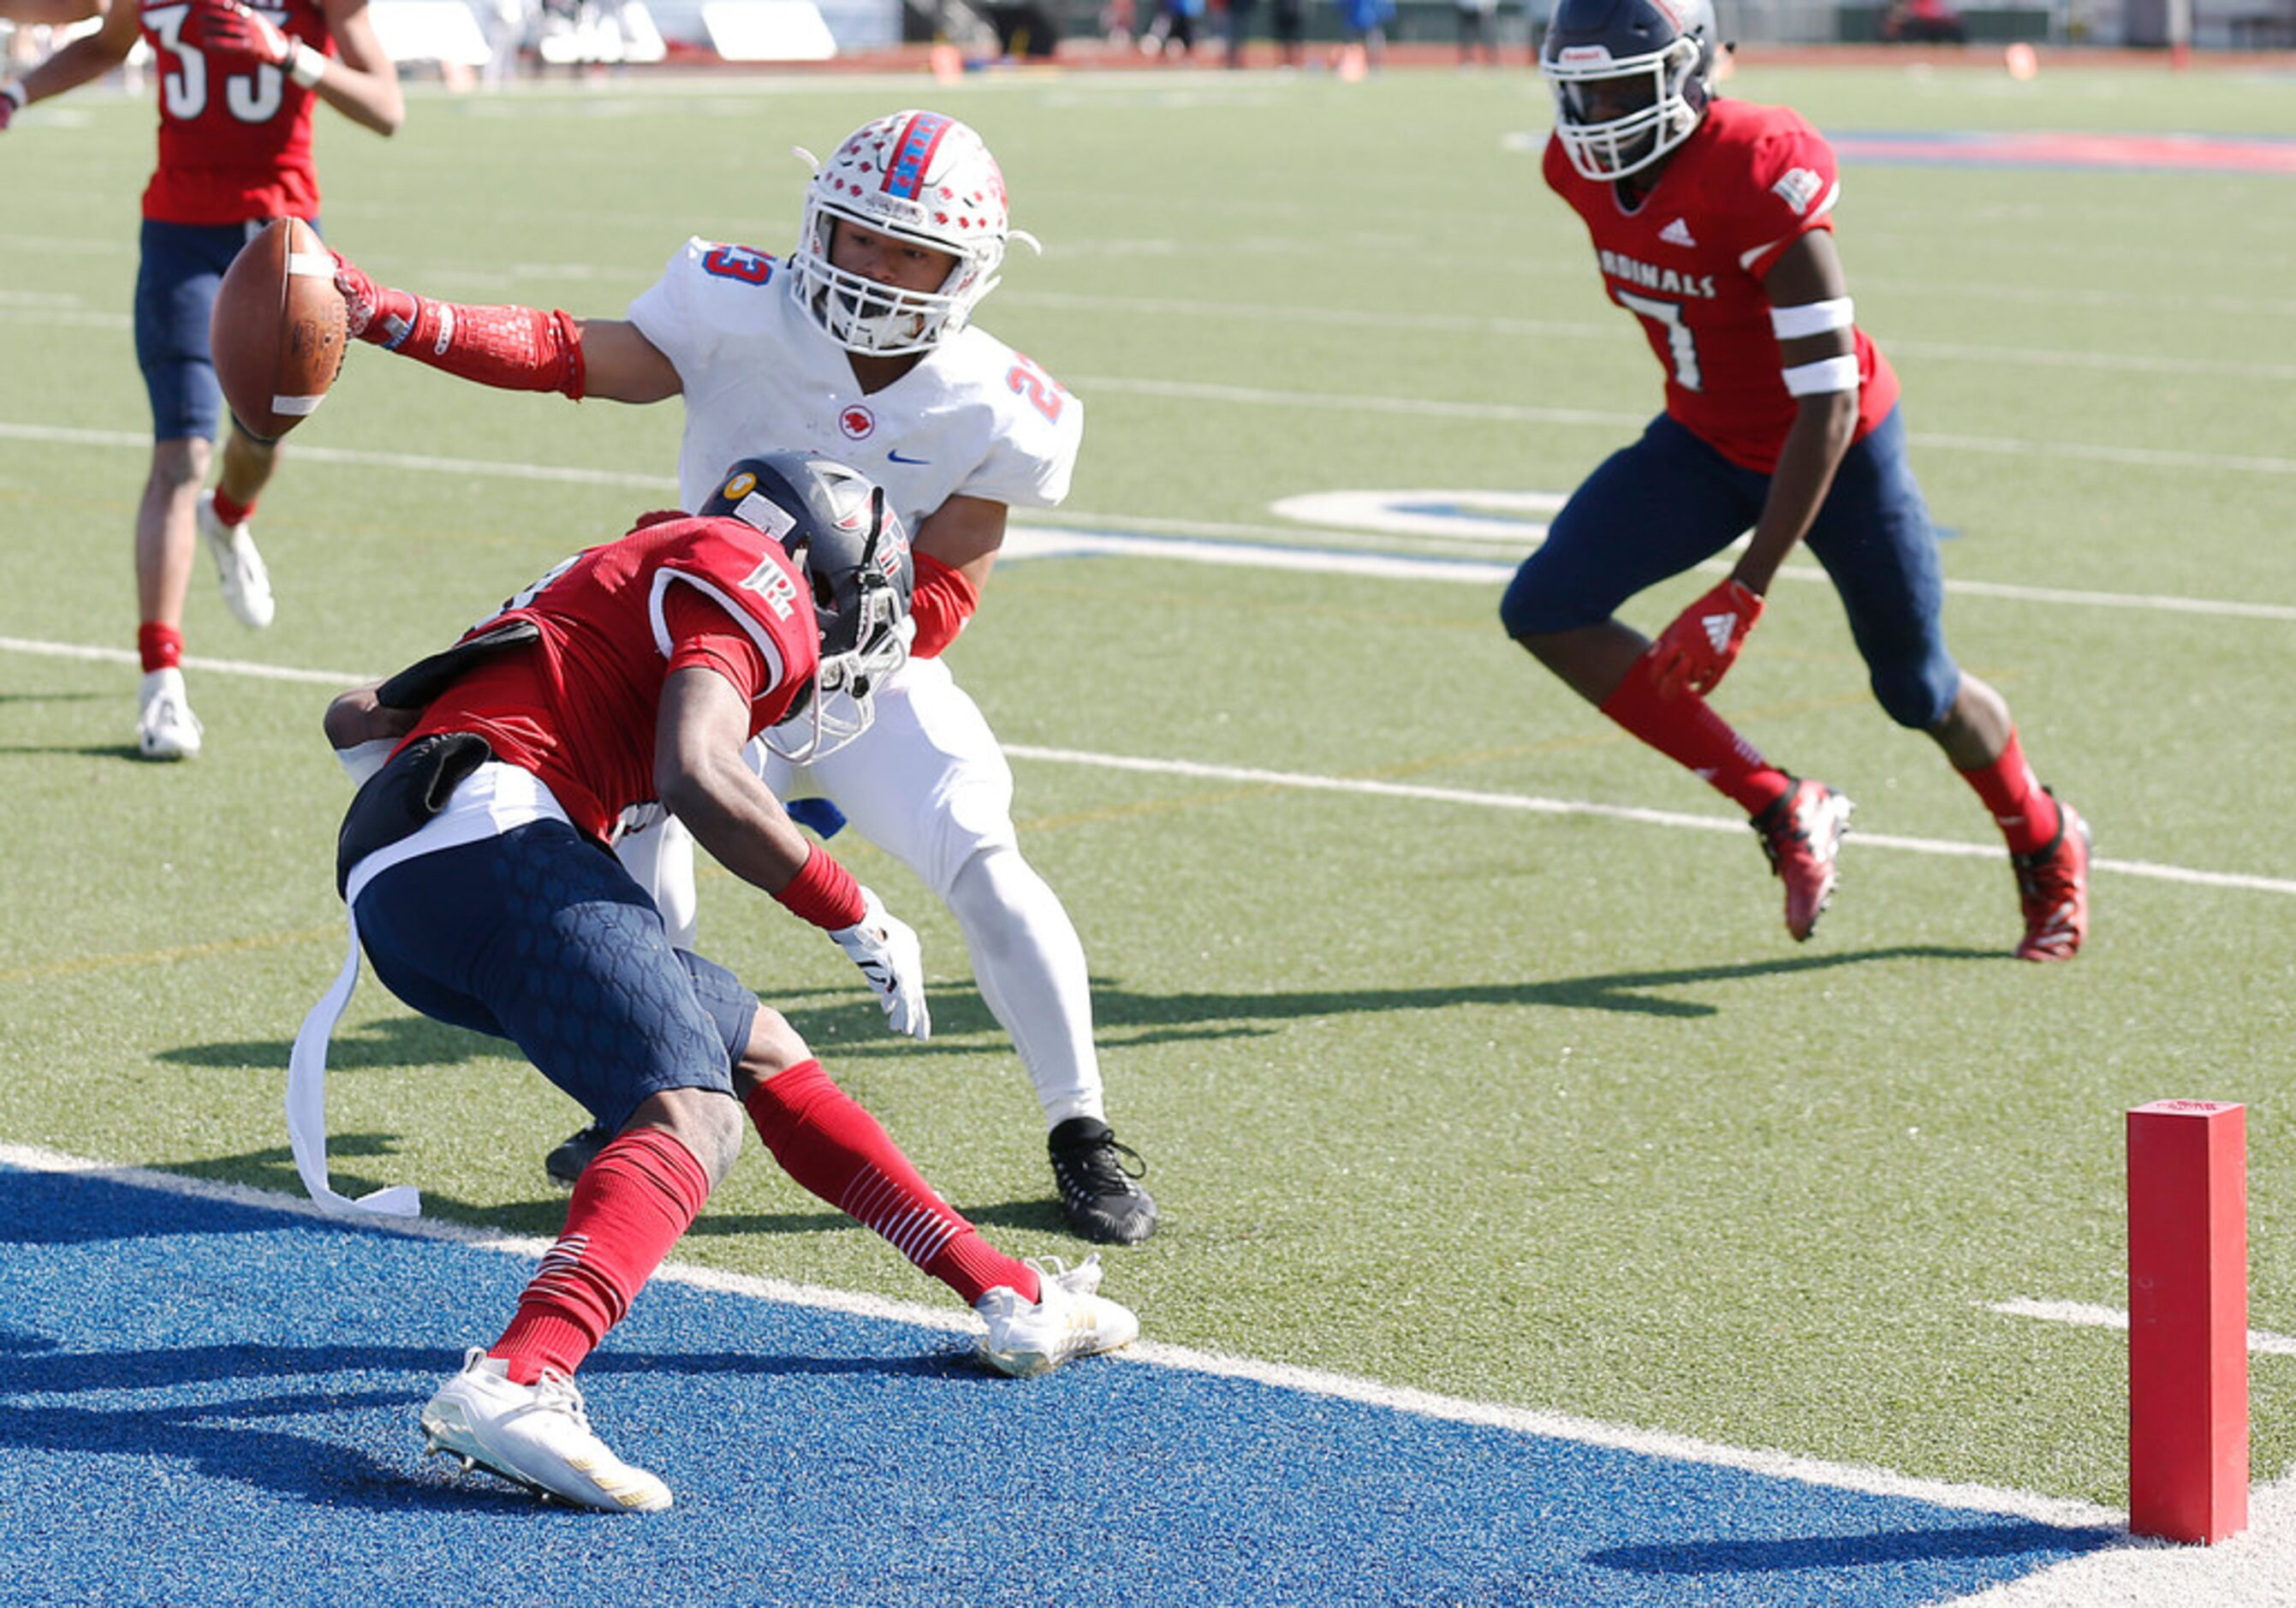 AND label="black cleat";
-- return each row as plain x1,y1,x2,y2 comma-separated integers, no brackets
544,1122,610,1190
1047,1117,1159,1245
